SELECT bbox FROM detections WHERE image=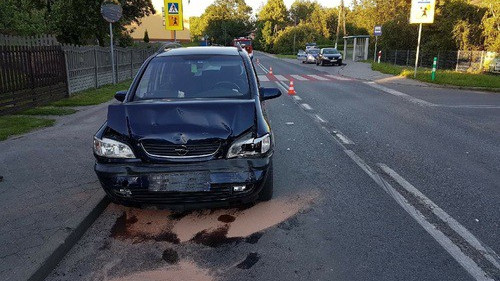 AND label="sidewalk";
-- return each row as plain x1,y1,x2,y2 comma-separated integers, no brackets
336,61,426,86
0,102,111,281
